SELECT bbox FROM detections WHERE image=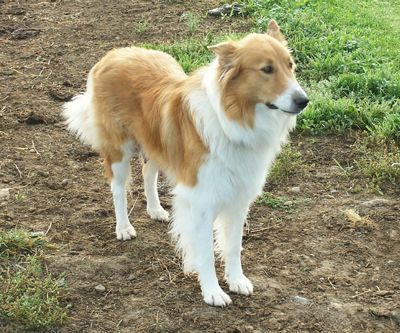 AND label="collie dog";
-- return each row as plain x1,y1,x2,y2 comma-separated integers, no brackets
63,20,308,307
